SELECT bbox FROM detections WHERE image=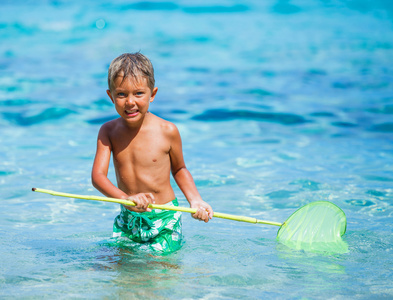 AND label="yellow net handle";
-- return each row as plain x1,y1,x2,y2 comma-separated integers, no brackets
32,187,282,227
